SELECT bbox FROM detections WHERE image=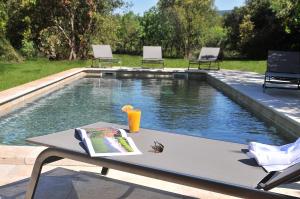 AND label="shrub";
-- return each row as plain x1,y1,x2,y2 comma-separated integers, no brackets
38,27,69,59
0,36,23,62
20,39,36,59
